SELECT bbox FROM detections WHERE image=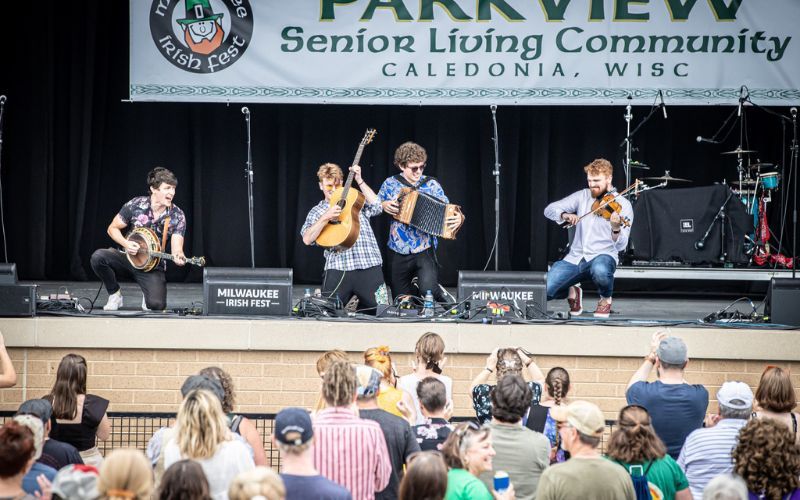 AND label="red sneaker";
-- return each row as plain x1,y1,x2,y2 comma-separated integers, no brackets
593,299,612,318
567,286,583,316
